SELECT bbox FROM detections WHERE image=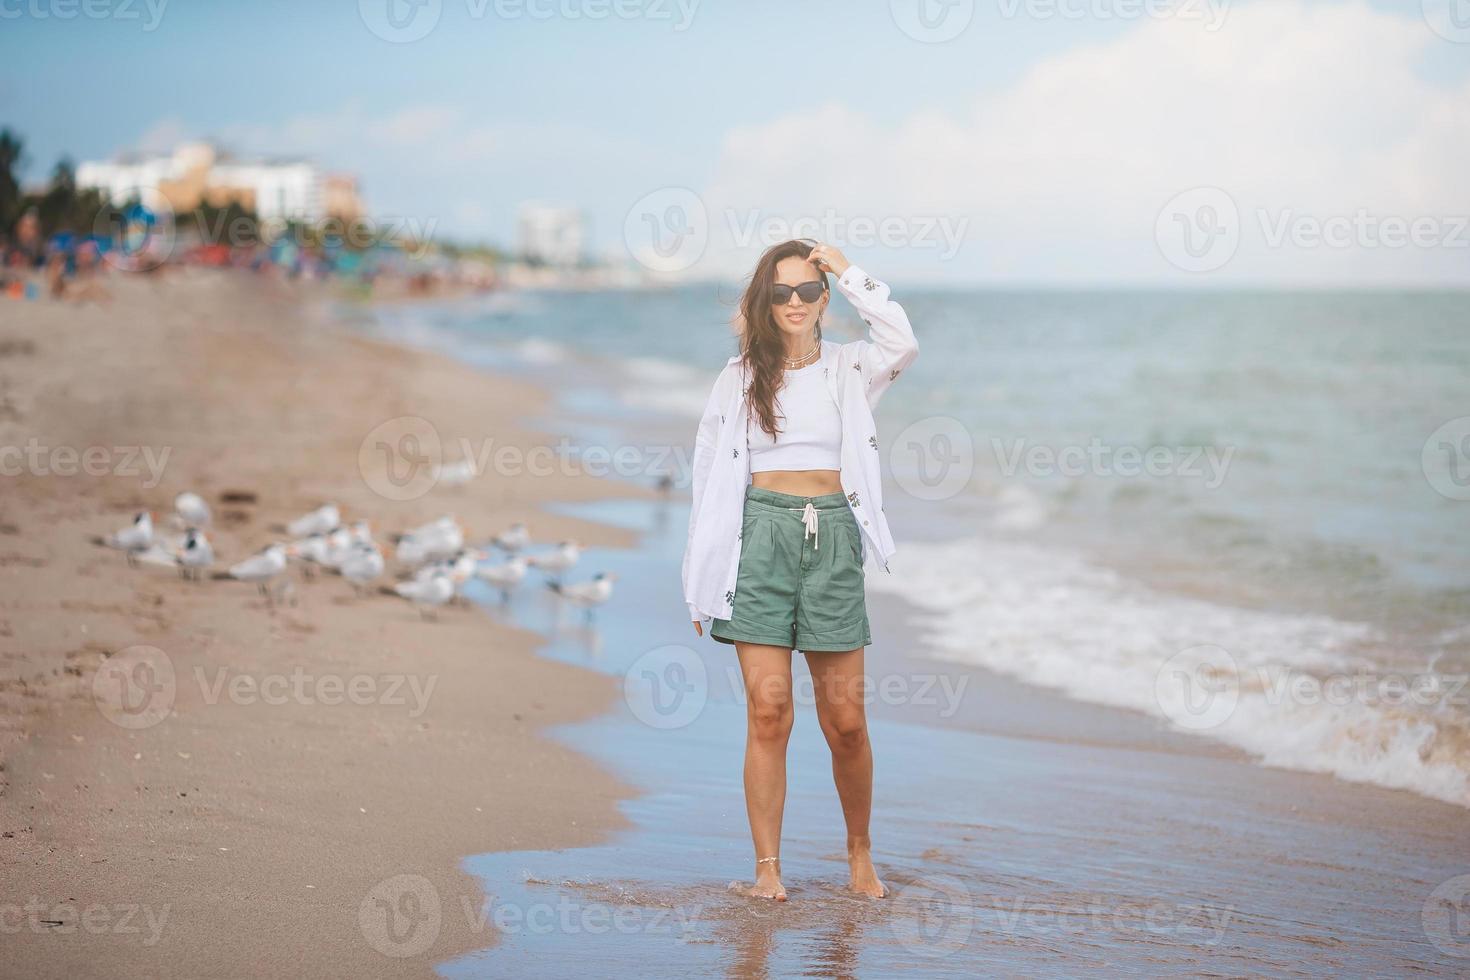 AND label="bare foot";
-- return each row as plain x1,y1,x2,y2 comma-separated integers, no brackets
743,861,788,901
848,843,888,898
